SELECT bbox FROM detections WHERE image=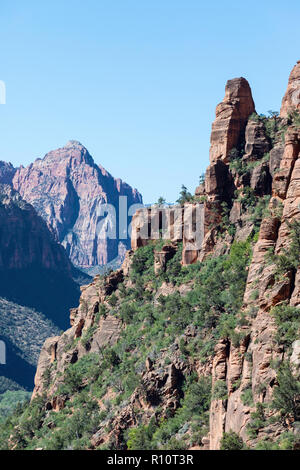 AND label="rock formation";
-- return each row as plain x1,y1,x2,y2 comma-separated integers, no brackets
0,162,16,185
280,61,300,117
8,140,142,267
0,184,84,390
0,184,72,272
209,77,255,164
